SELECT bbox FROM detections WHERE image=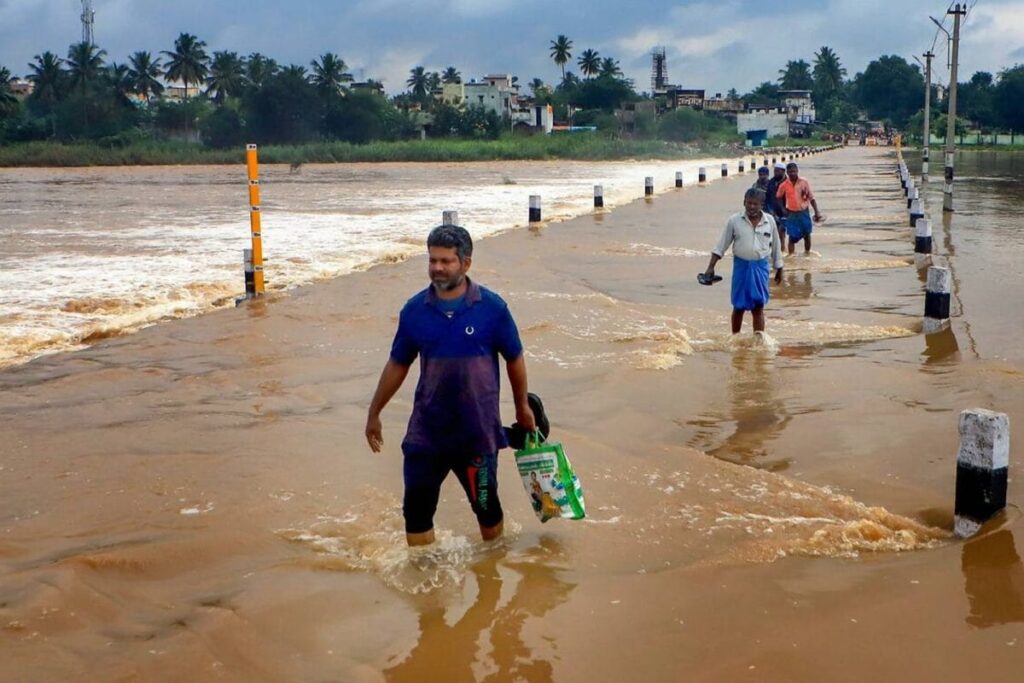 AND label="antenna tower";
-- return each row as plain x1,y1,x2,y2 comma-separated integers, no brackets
651,47,669,93
81,0,95,45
